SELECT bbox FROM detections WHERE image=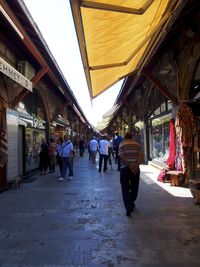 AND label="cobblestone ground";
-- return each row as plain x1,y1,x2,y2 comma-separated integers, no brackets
0,153,200,267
